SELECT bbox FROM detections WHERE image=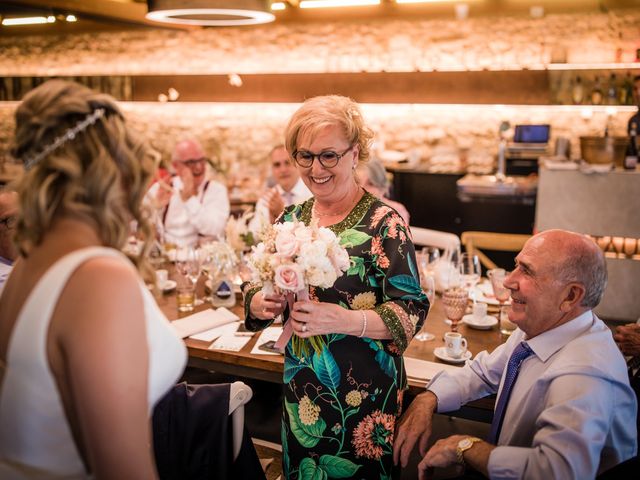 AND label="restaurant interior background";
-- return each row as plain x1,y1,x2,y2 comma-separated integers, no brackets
0,0,639,320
